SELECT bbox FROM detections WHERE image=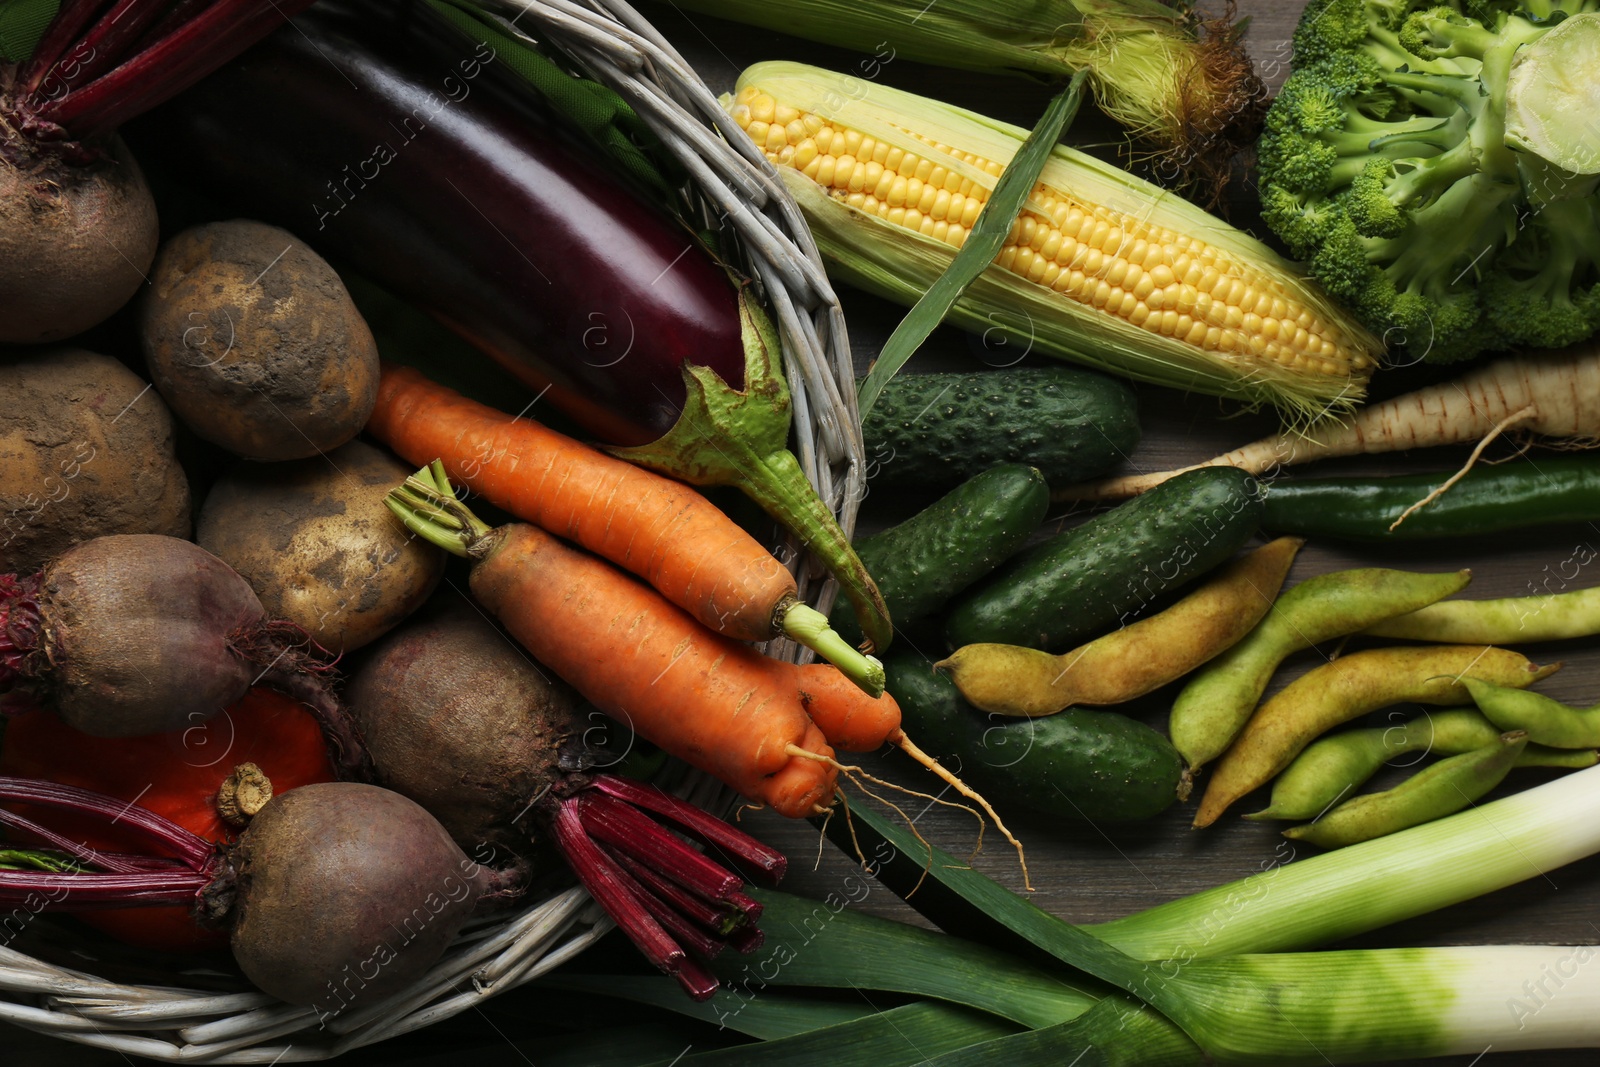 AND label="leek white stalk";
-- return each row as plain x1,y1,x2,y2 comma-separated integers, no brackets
1150,945,1600,1064
1087,760,1600,961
